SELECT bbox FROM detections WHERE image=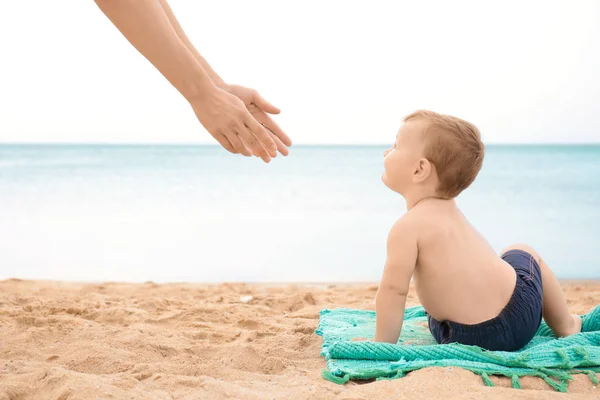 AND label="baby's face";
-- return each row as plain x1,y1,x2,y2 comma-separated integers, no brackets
382,120,427,194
